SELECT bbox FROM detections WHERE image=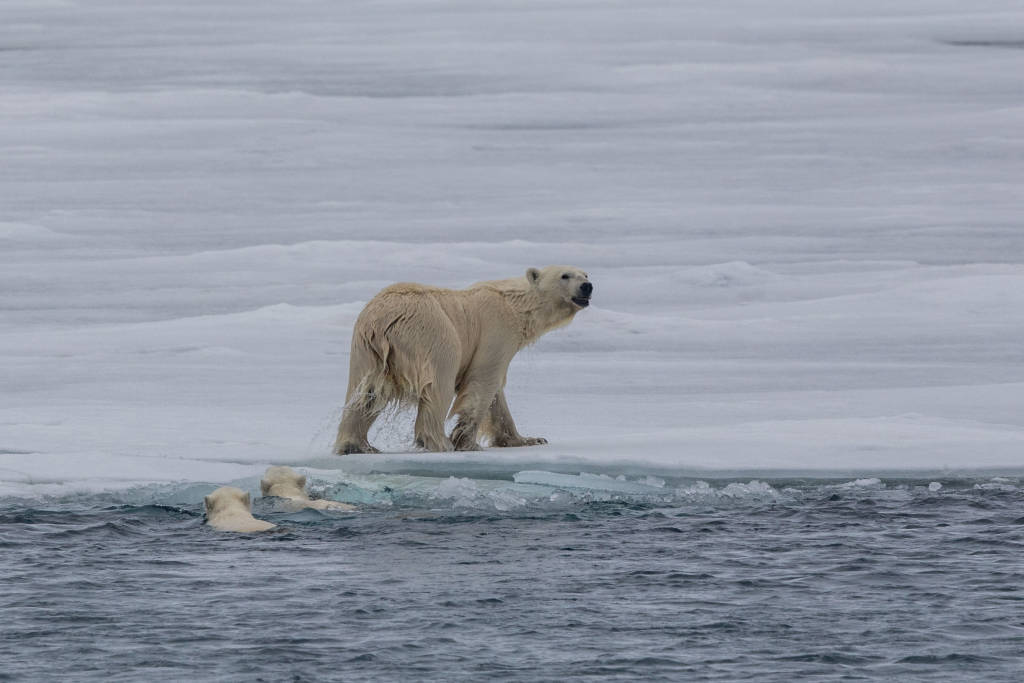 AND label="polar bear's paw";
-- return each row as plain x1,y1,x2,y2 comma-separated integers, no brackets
492,435,548,447
337,441,380,455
